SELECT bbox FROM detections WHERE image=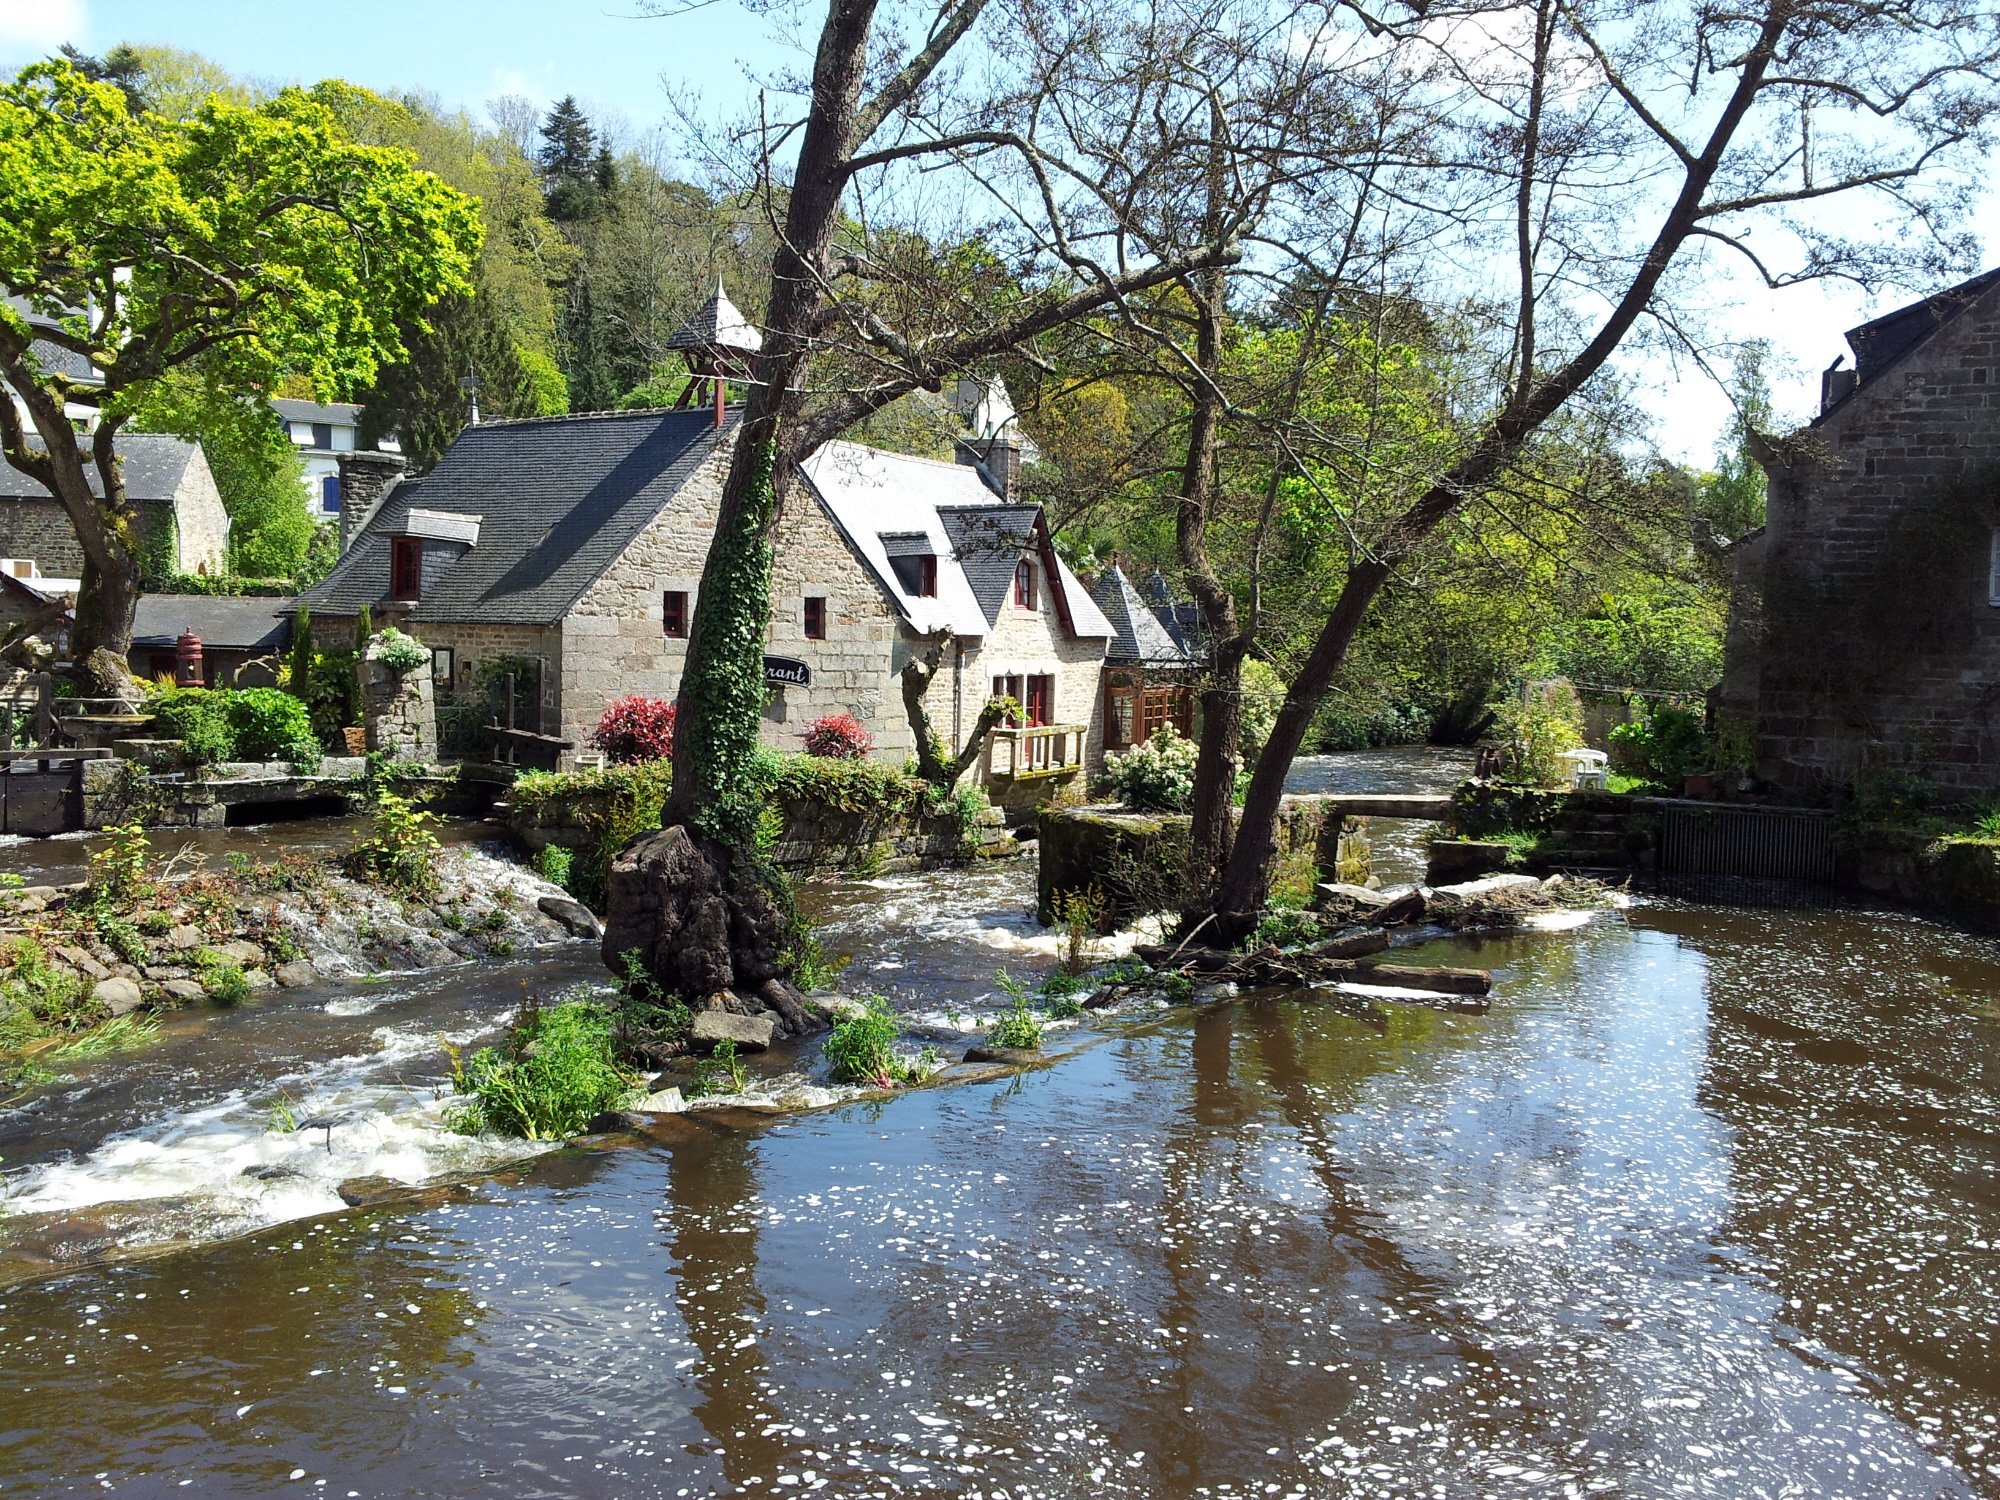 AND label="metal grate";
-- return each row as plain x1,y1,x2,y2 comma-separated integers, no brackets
1658,803,1836,883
